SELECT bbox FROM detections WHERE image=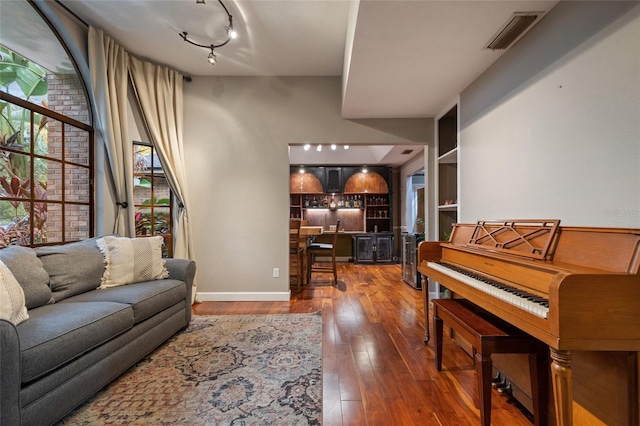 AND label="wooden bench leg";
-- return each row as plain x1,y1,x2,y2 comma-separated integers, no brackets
476,346,493,426
434,313,444,371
